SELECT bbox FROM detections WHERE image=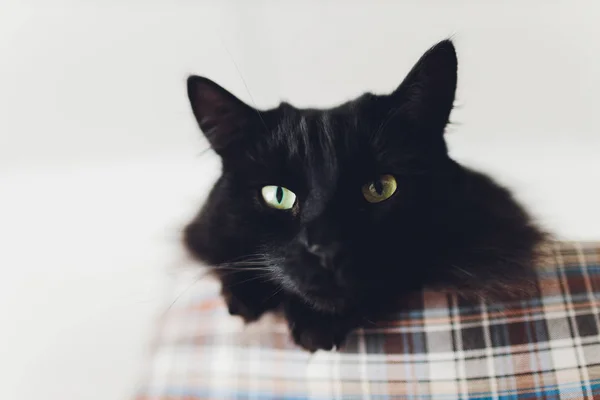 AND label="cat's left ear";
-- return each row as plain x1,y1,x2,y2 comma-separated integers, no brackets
187,76,259,153
391,39,457,136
